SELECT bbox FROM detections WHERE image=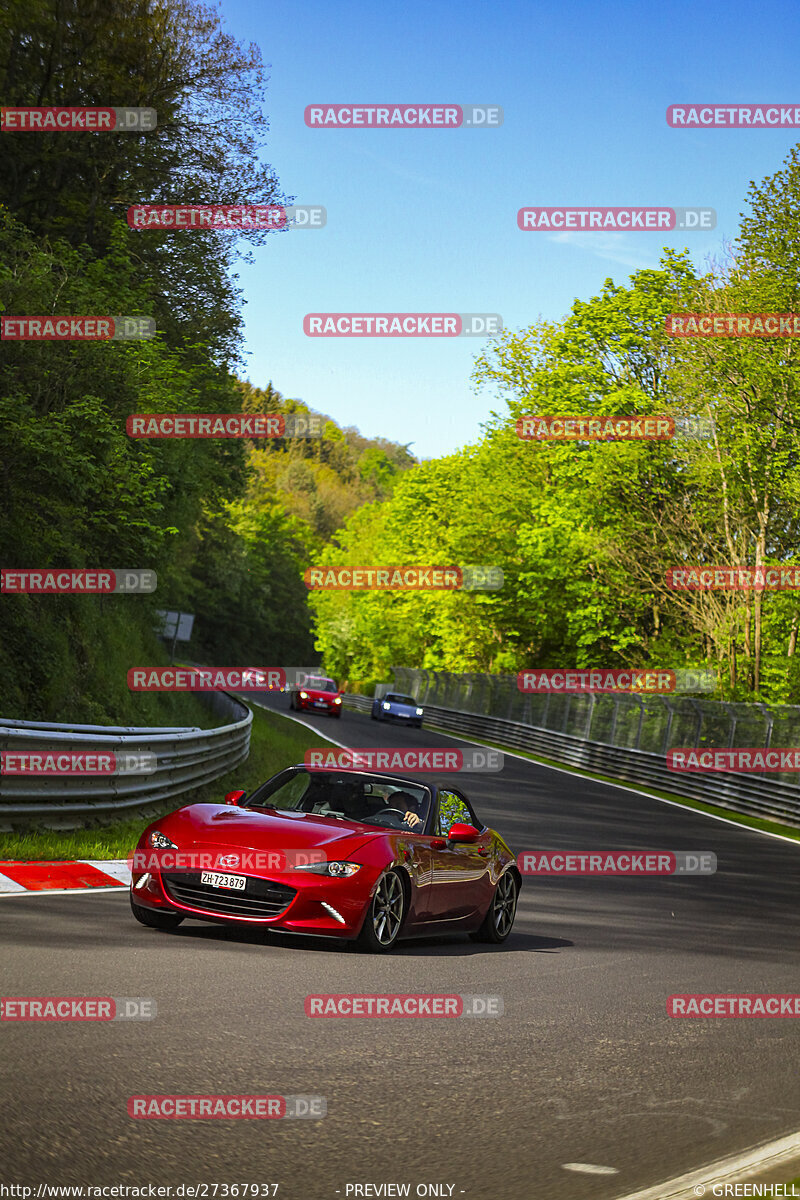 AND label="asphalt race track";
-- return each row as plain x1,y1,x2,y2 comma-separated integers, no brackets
2,698,799,1199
